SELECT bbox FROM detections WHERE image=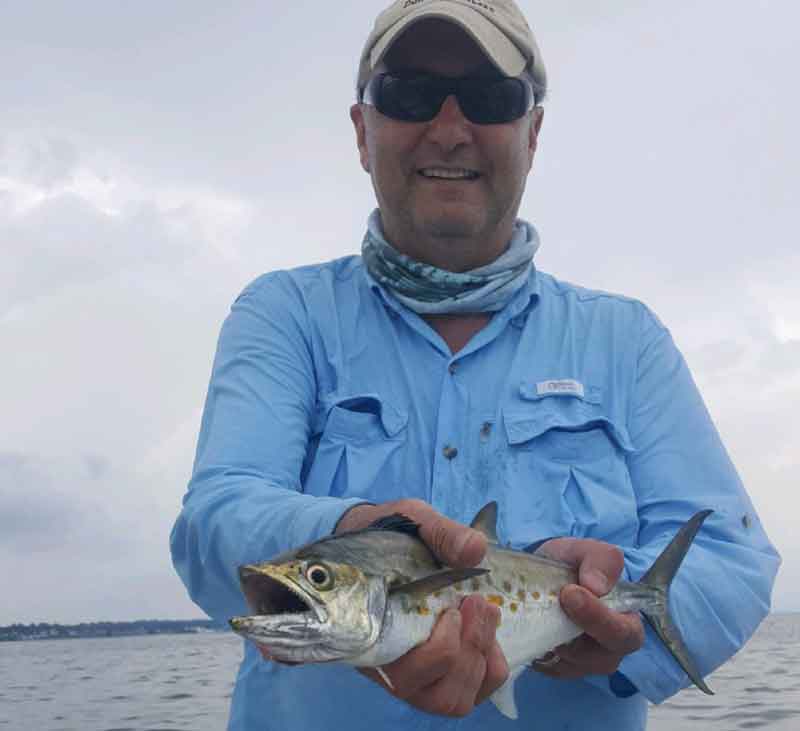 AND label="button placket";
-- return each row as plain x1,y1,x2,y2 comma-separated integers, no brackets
431,354,465,513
